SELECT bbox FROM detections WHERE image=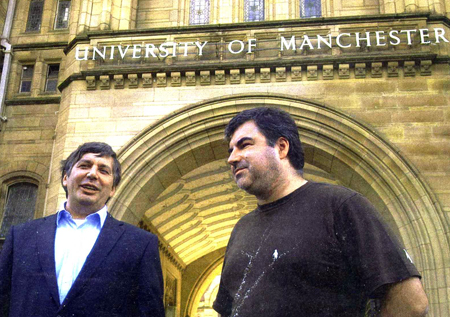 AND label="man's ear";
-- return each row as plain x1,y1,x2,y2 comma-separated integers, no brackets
109,186,116,198
276,137,290,160
62,174,68,187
